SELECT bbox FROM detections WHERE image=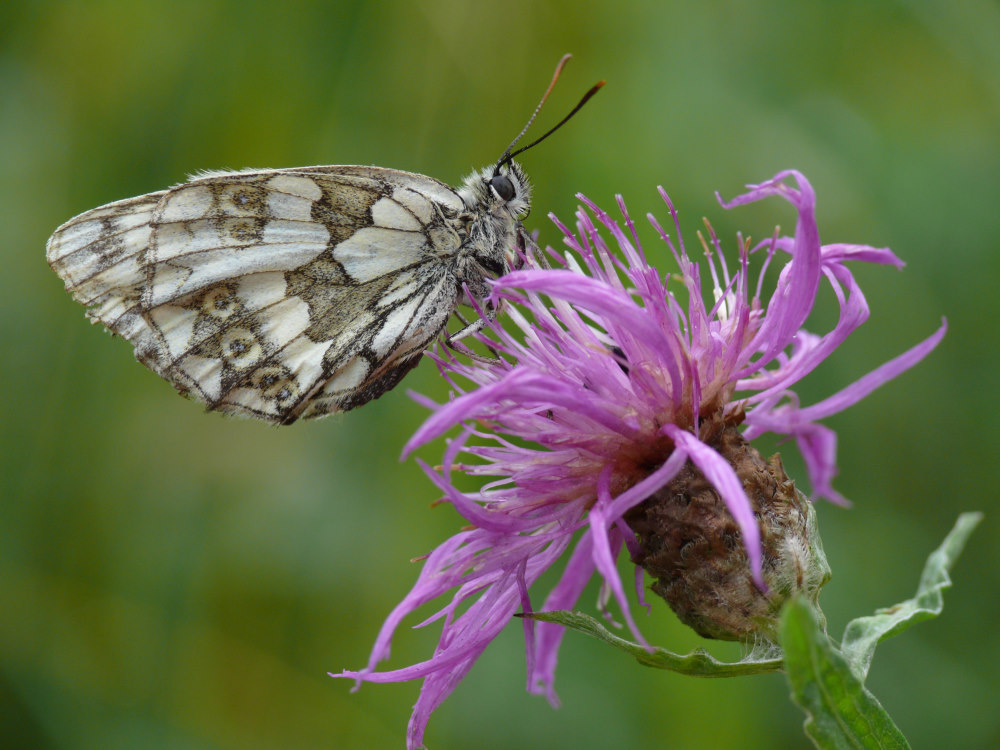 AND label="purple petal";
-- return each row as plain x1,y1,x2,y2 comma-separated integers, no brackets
405,369,634,454
529,533,597,705
796,320,947,422
587,466,650,646
738,262,869,392
822,243,905,268
727,172,823,372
